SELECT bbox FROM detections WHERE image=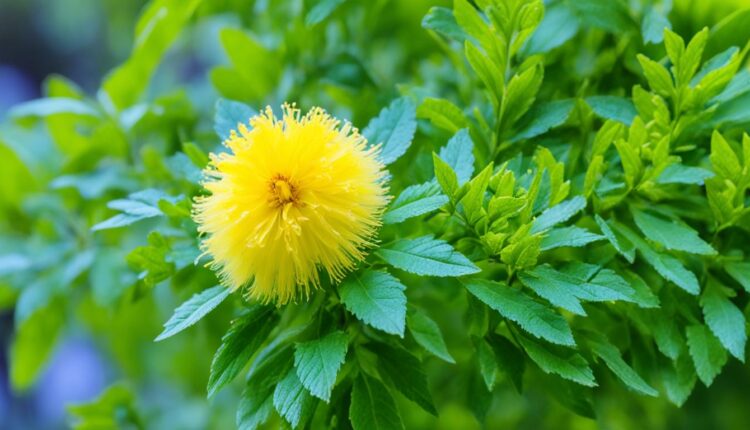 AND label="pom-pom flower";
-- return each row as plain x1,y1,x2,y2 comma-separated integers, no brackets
193,105,389,304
